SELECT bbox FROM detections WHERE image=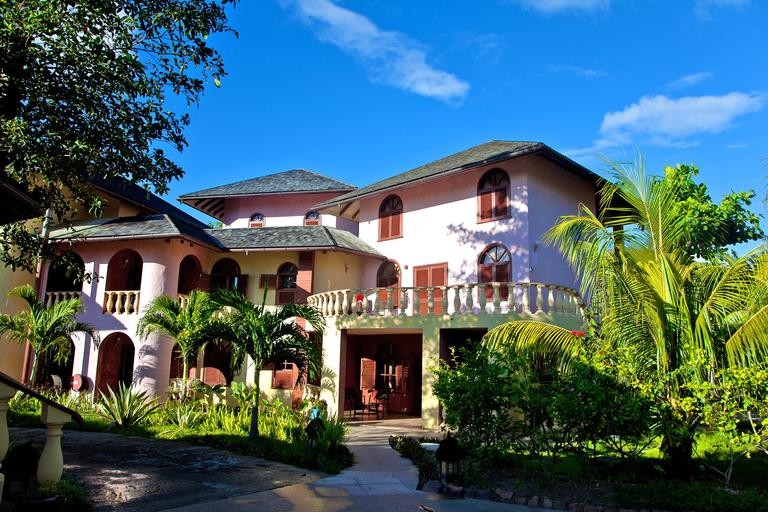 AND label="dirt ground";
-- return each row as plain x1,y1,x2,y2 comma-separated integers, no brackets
9,428,322,511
